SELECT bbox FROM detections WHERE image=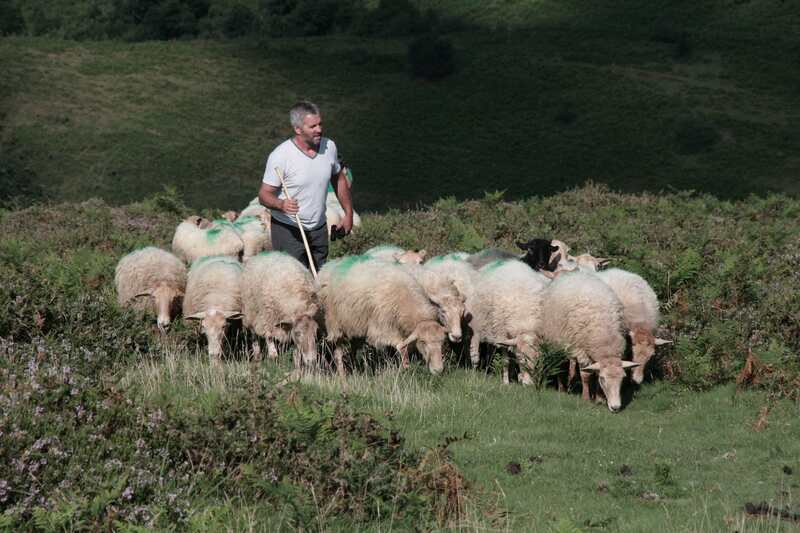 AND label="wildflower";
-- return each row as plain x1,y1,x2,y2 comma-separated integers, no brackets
0,479,9,503
122,487,134,501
